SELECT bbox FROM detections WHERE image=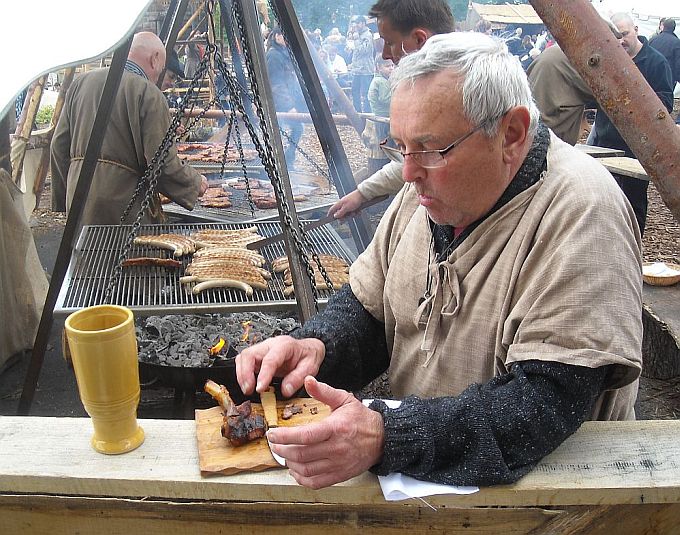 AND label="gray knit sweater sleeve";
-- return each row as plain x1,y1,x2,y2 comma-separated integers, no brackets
290,284,390,389
291,284,607,486
368,360,606,486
